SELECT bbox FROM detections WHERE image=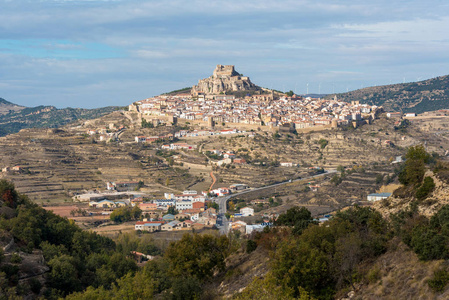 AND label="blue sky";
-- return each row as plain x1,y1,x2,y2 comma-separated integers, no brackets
1,0,448,108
